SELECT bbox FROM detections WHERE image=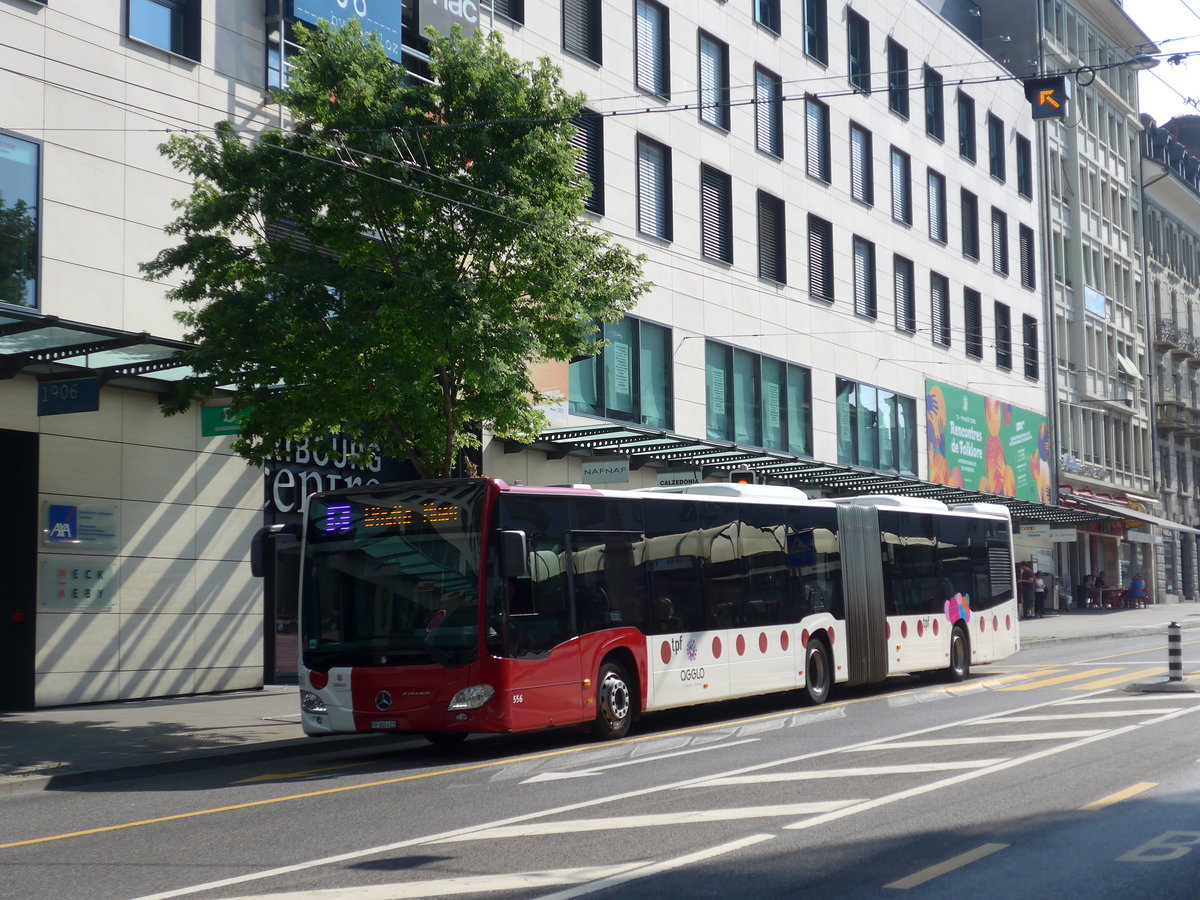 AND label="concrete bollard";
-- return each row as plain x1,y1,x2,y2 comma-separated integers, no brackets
1169,622,1183,682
